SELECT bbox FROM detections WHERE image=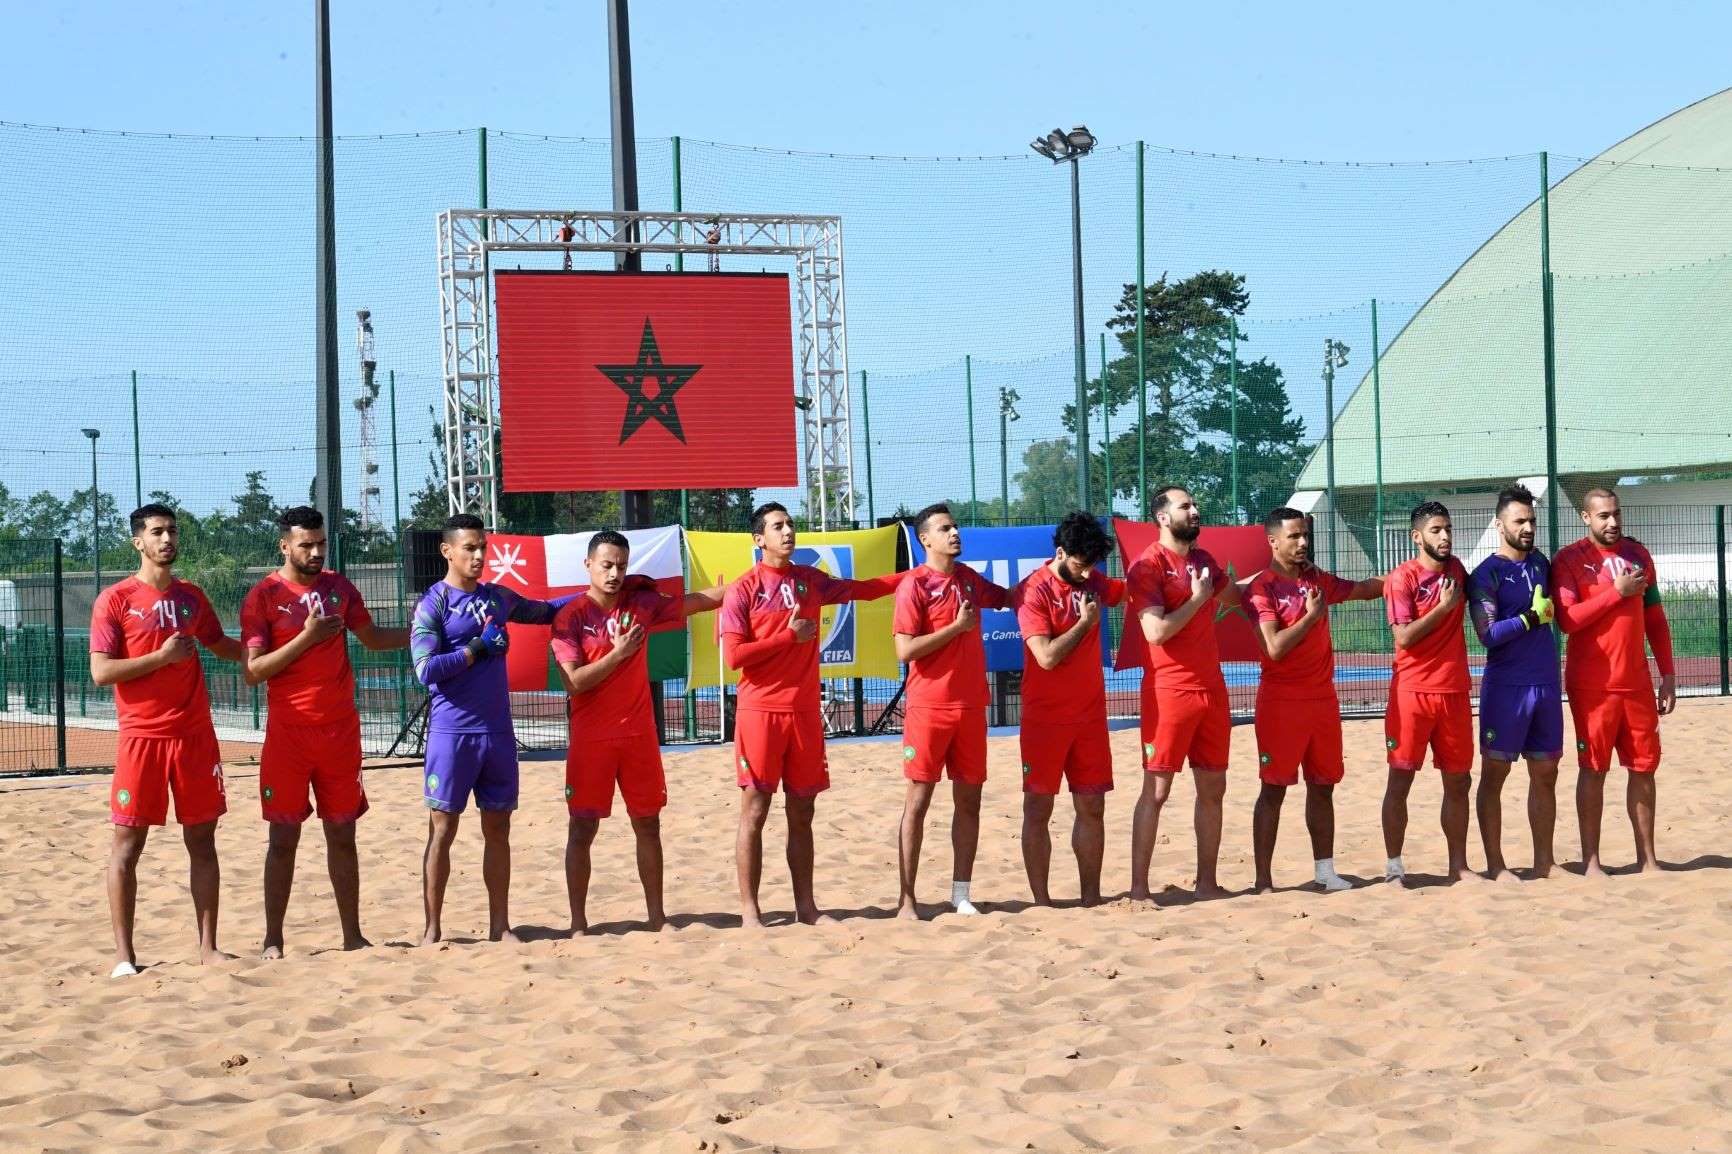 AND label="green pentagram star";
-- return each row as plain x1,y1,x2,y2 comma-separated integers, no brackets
596,317,702,445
